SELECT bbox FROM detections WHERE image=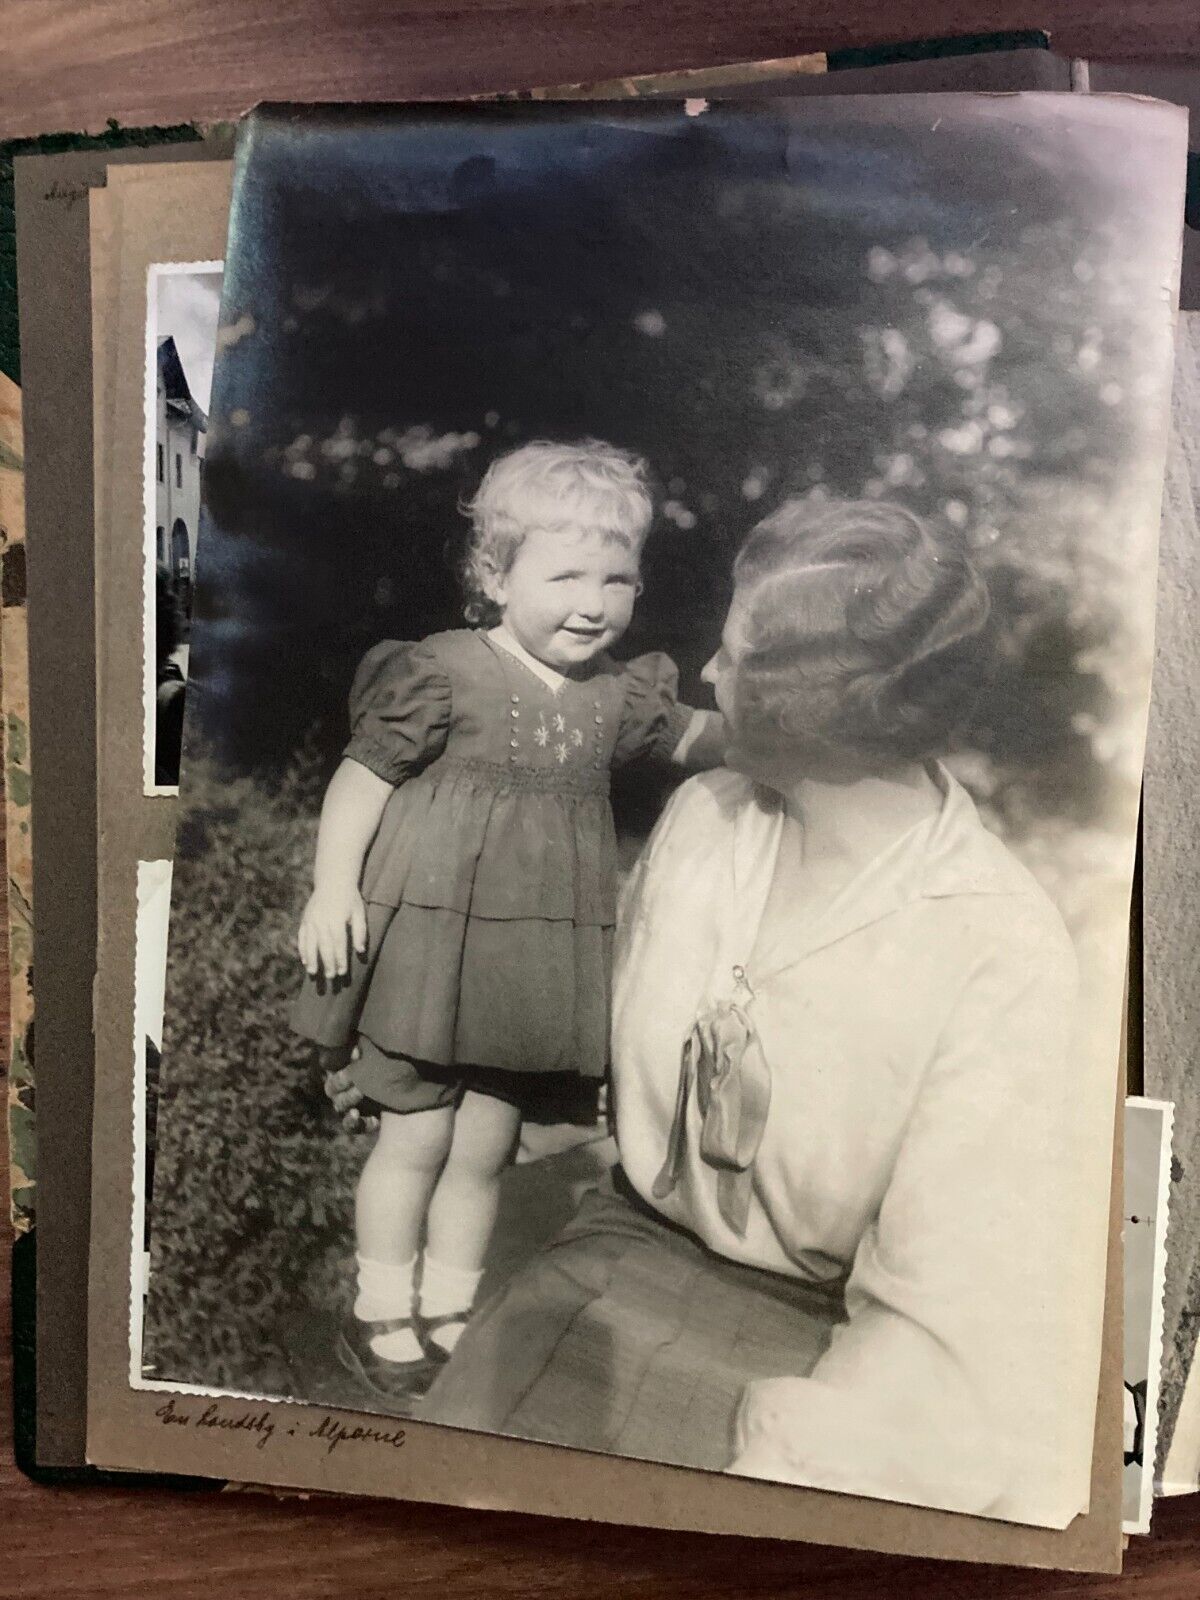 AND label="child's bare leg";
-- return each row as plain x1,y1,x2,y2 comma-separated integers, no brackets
354,1106,454,1362
357,1105,454,1260
420,1090,522,1354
